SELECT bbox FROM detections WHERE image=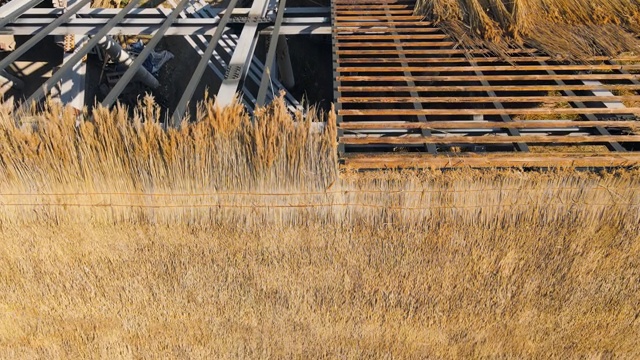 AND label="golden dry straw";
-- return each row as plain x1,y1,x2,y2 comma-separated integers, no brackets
415,0,640,60
0,99,639,357
0,97,639,228
1,222,639,358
